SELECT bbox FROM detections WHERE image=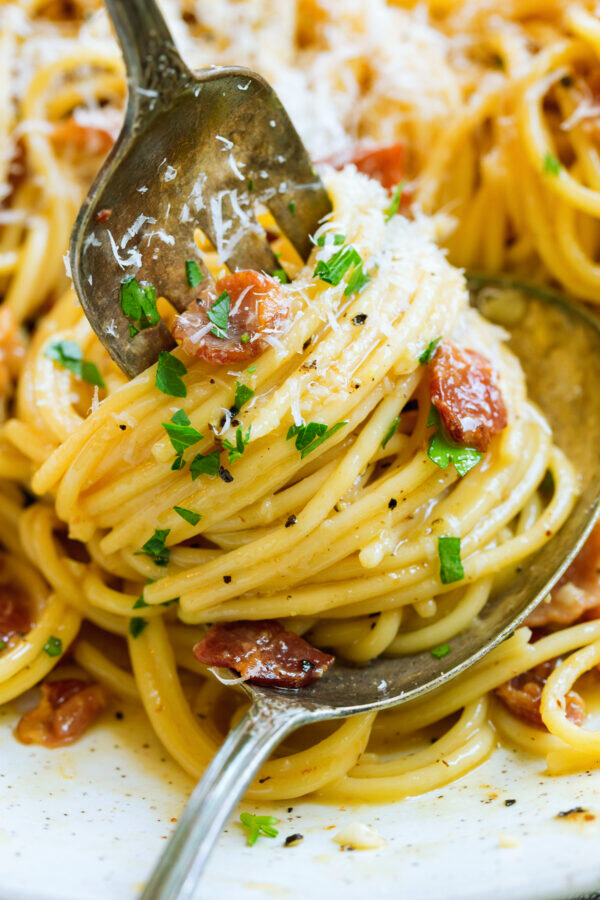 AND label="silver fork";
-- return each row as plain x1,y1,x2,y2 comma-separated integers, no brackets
70,0,331,378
